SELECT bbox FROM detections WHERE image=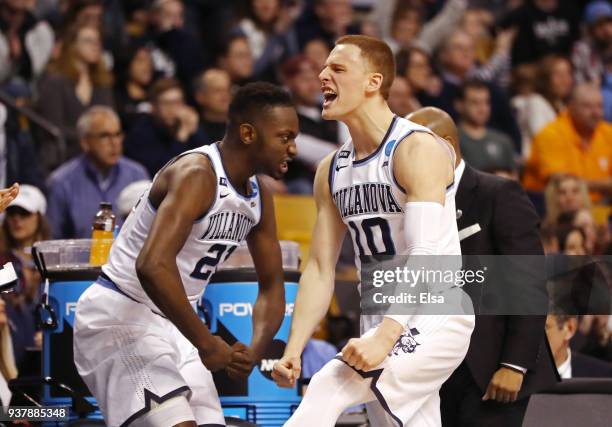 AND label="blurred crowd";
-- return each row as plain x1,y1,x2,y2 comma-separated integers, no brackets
1,0,612,399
